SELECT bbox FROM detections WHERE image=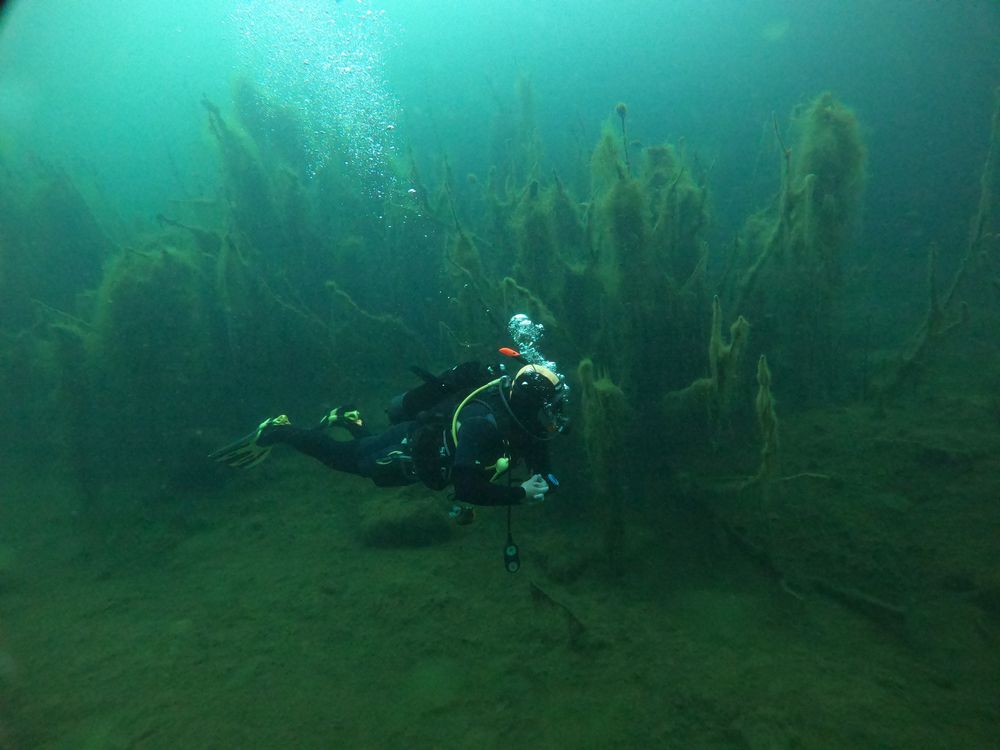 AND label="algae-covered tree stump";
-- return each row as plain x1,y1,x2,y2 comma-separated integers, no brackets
578,358,628,573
